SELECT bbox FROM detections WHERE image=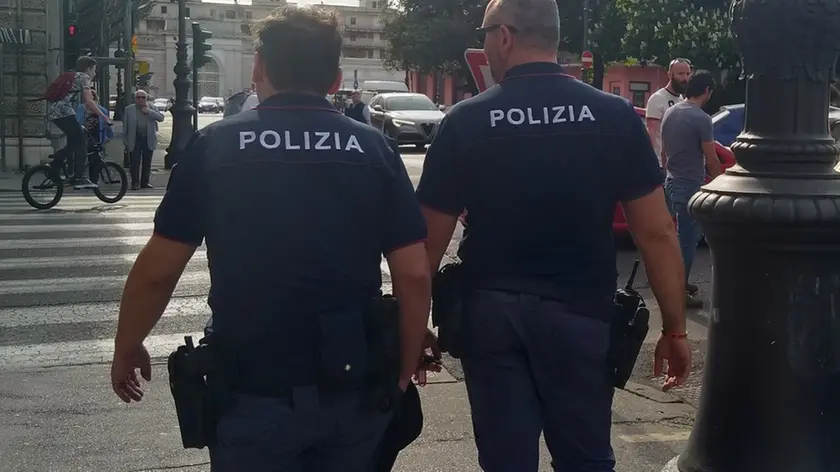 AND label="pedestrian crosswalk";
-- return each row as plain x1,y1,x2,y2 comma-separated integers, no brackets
0,191,395,371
